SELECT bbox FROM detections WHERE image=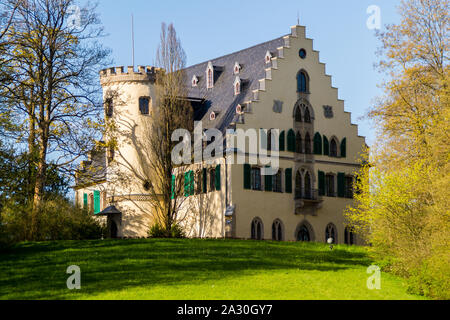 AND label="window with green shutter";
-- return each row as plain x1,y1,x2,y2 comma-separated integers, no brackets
323,136,330,156
94,190,101,214
318,171,326,196
314,133,323,155
341,138,347,158
83,193,88,209
244,164,251,190
279,131,285,152
215,165,221,191
184,172,190,197
285,168,293,193
338,173,346,198
287,129,295,152
265,168,273,192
